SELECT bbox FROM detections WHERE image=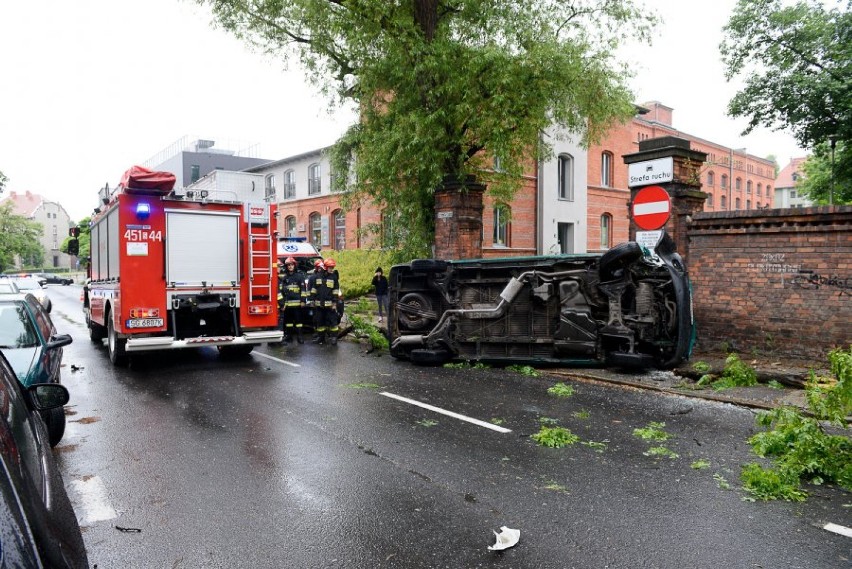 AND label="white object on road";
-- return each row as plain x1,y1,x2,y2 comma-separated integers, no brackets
488,526,520,551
